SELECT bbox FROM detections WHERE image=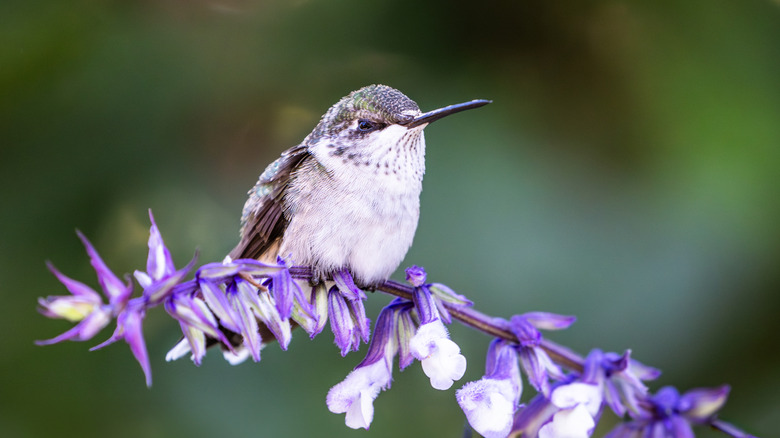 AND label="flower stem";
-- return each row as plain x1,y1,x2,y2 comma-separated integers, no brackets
289,267,587,373
373,279,585,373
